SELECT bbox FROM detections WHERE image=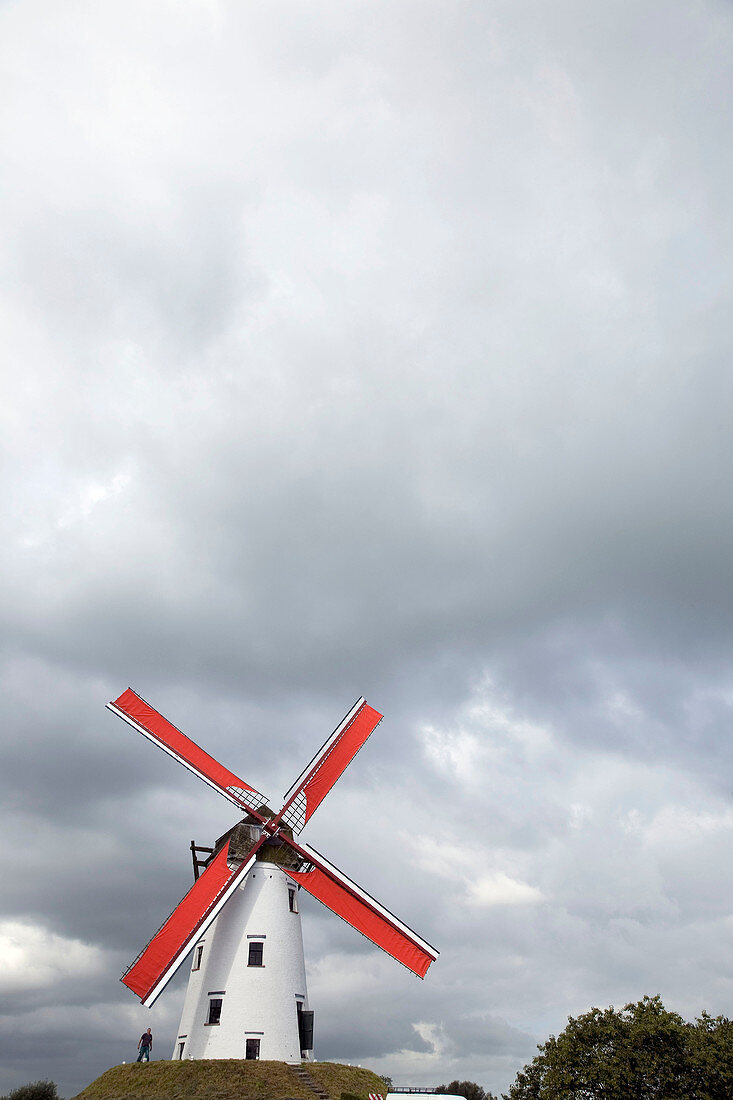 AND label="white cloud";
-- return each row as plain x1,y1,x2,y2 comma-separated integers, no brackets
466,873,543,909
0,921,107,994
54,472,133,532
406,833,542,909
